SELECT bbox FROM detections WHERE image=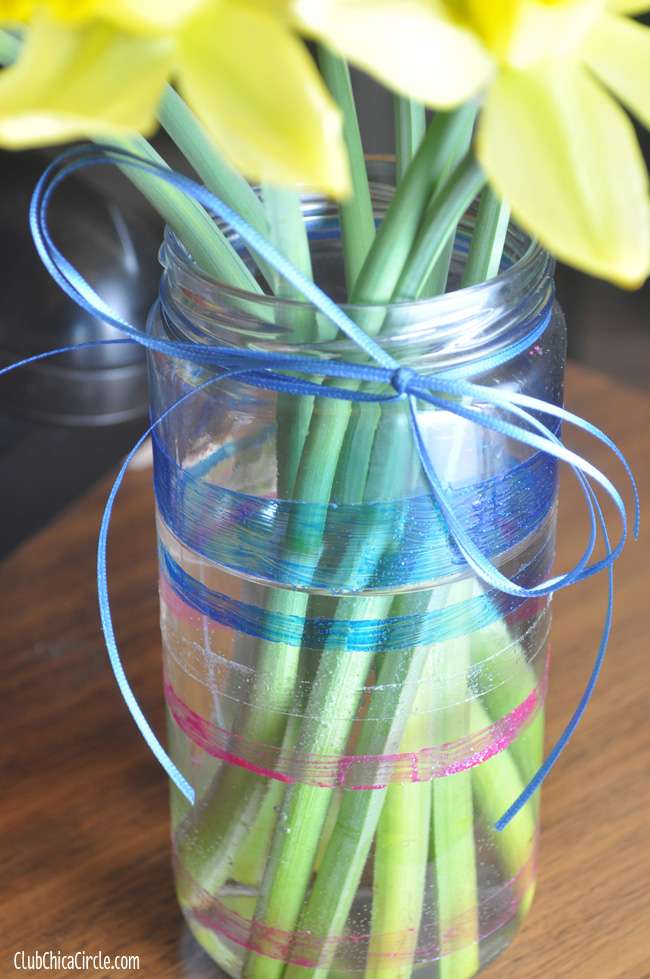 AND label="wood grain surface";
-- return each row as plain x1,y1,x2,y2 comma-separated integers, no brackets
1,362,648,979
